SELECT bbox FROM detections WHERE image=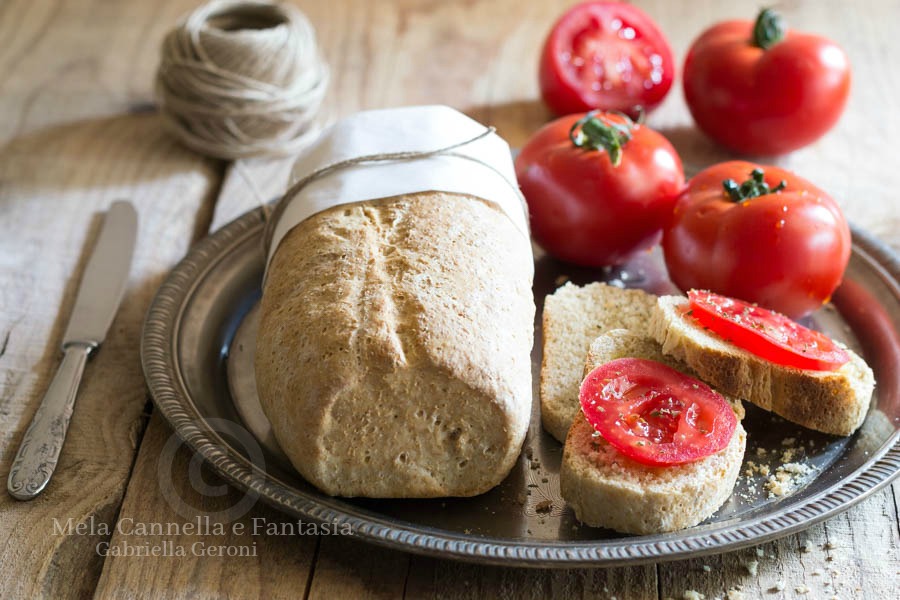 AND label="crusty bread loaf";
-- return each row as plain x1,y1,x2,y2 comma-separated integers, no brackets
560,330,746,534
255,192,534,497
541,283,658,442
649,295,874,436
